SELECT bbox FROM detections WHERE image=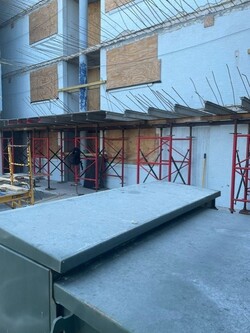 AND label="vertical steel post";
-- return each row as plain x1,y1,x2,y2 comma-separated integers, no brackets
47,129,51,190
60,131,64,182
159,128,163,181
168,126,173,182
241,130,250,213
121,129,125,187
74,128,78,184
188,126,192,185
79,0,88,112
95,134,99,190
230,122,238,212
136,133,141,184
